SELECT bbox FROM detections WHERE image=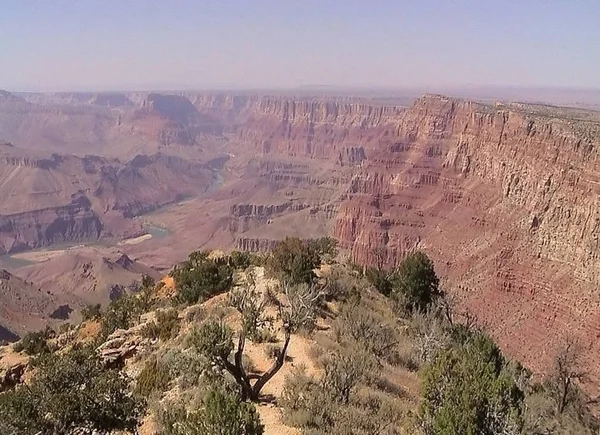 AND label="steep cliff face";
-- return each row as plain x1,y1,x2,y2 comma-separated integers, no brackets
199,92,600,384
0,269,58,337
328,95,600,382
0,146,216,253
0,195,103,255
95,153,216,217
233,97,403,160
3,91,600,386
